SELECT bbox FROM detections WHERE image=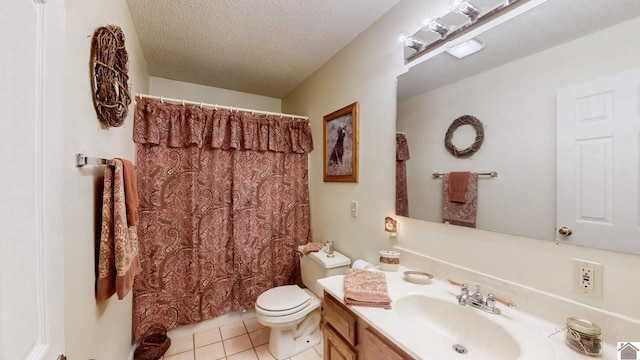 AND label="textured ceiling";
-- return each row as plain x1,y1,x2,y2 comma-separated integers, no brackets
398,0,640,101
126,0,399,98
